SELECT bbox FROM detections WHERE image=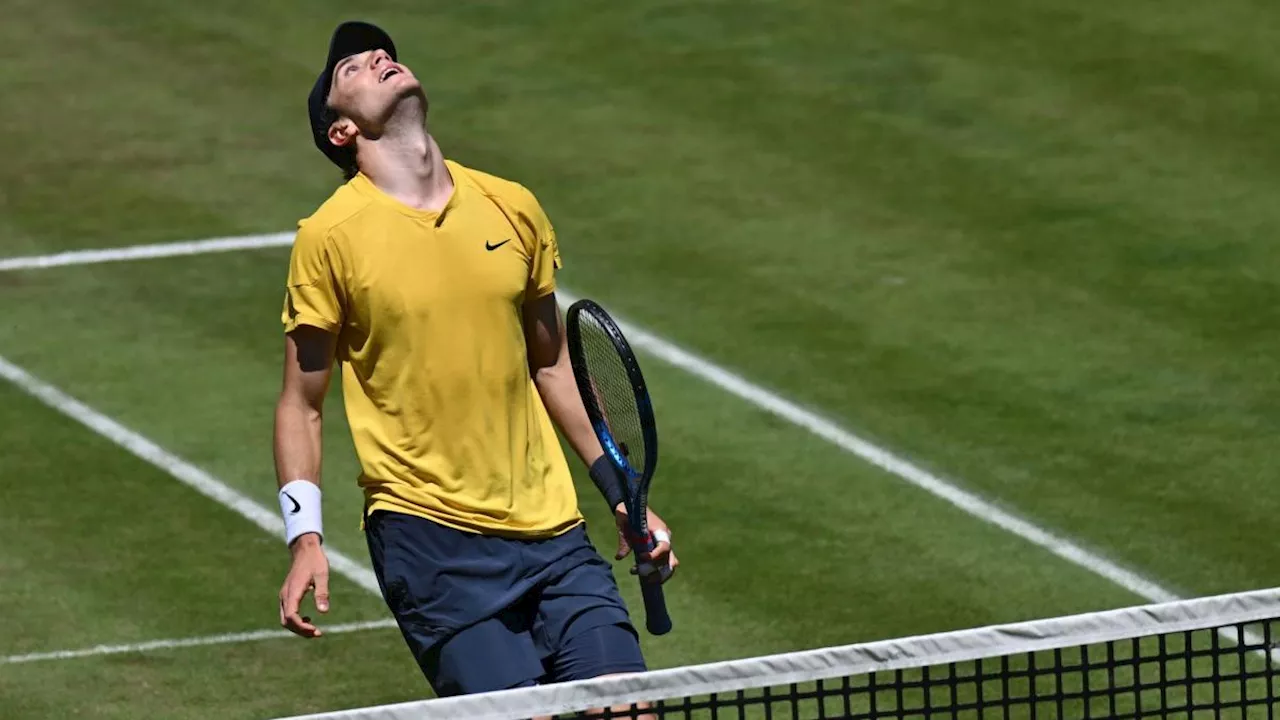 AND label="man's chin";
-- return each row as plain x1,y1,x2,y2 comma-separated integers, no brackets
392,84,427,111
373,89,428,130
